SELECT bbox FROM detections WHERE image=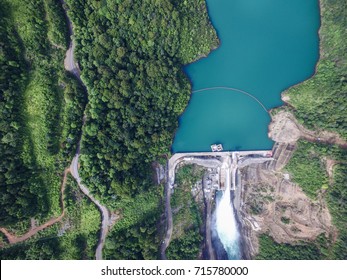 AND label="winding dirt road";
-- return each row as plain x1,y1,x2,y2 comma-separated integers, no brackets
70,143,111,260
62,1,111,260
